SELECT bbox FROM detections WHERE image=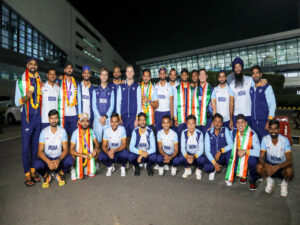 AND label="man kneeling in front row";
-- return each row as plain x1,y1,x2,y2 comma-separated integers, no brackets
70,113,100,181
34,109,74,188
128,112,156,176
257,119,294,197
